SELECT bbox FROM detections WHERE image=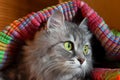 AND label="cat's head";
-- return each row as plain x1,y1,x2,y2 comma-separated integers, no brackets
25,11,92,80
